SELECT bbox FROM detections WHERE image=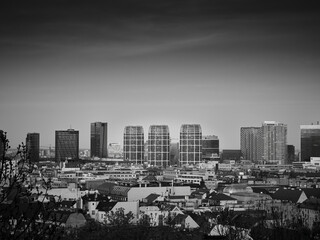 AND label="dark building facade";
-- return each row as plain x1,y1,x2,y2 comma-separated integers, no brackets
202,135,219,158
287,145,295,164
179,124,202,166
148,125,170,168
221,149,242,161
123,126,144,164
55,129,79,161
26,132,40,162
240,127,262,162
90,122,108,158
301,124,320,161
